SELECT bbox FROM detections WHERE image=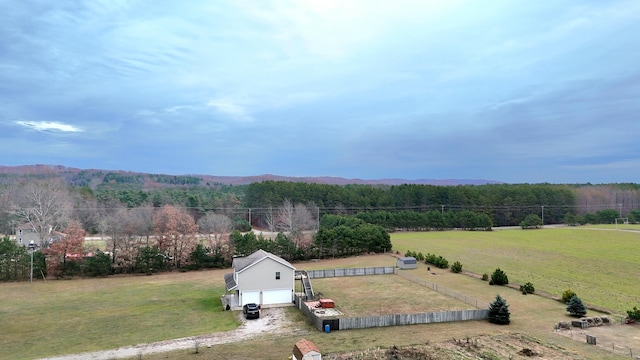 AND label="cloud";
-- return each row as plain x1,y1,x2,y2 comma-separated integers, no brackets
206,99,253,122
16,121,82,133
